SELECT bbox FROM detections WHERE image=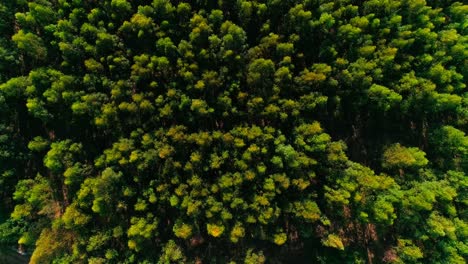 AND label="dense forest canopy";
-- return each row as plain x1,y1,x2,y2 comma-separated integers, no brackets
0,0,467,263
